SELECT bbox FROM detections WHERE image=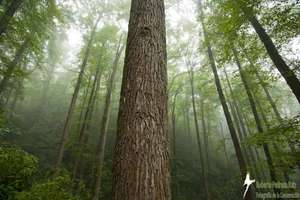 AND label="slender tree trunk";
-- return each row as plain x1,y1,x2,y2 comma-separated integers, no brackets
253,92,290,182
0,39,28,96
92,42,124,200
0,0,23,37
199,12,251,200
75,75,93,135
111,1,171,198
223,67,263,179
232,46,278,184
199,5,252,198
54,15,101,175
184,96,191,138
78,66,103,181
200,98,210,190
219,122,230,168
171,91,179,198
235,0,300,103
189,69,209,199
204,102,210,171
72,64,103,180
240,48,283,122
188,68,209,200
